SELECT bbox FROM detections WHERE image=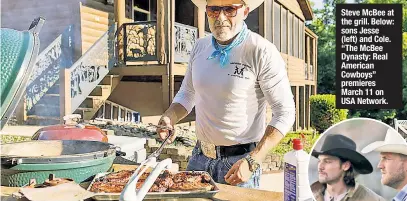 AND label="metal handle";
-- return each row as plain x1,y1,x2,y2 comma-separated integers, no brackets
148,130,174,159
119,158,173,201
